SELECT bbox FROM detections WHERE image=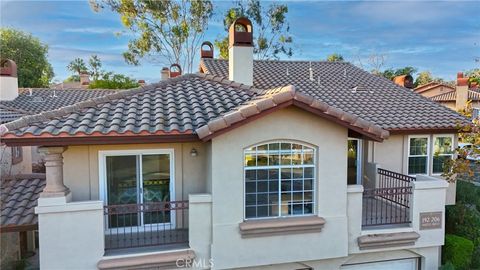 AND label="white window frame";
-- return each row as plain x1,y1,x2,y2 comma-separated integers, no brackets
407,135,430,176
243,141,317,220
432,134,455,175
98,149,175,232
348,138,363,185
